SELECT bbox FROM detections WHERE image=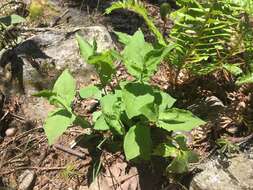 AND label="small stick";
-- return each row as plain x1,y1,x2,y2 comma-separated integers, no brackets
50,9,69,27
54,144,86,159
10,113,26,121
5,126,43,147
0,110,9,121
37,148,48,167
228,133,253,144
111,173,138,187
0,166,66,175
